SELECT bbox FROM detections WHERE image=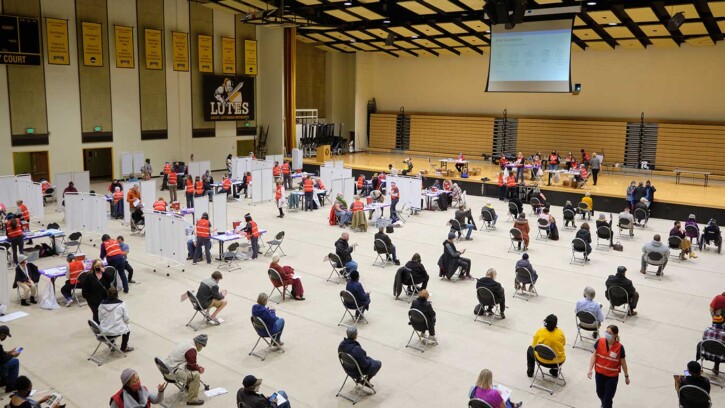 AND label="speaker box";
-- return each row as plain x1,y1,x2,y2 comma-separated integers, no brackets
485,0,509,25
667,12,685,31
510,0,528,25
385,33,395,47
